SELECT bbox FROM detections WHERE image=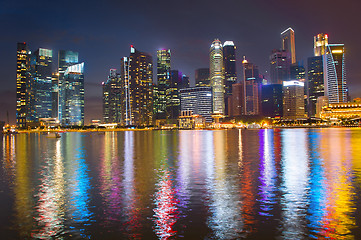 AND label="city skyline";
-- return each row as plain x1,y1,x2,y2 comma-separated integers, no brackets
1,0,361,124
